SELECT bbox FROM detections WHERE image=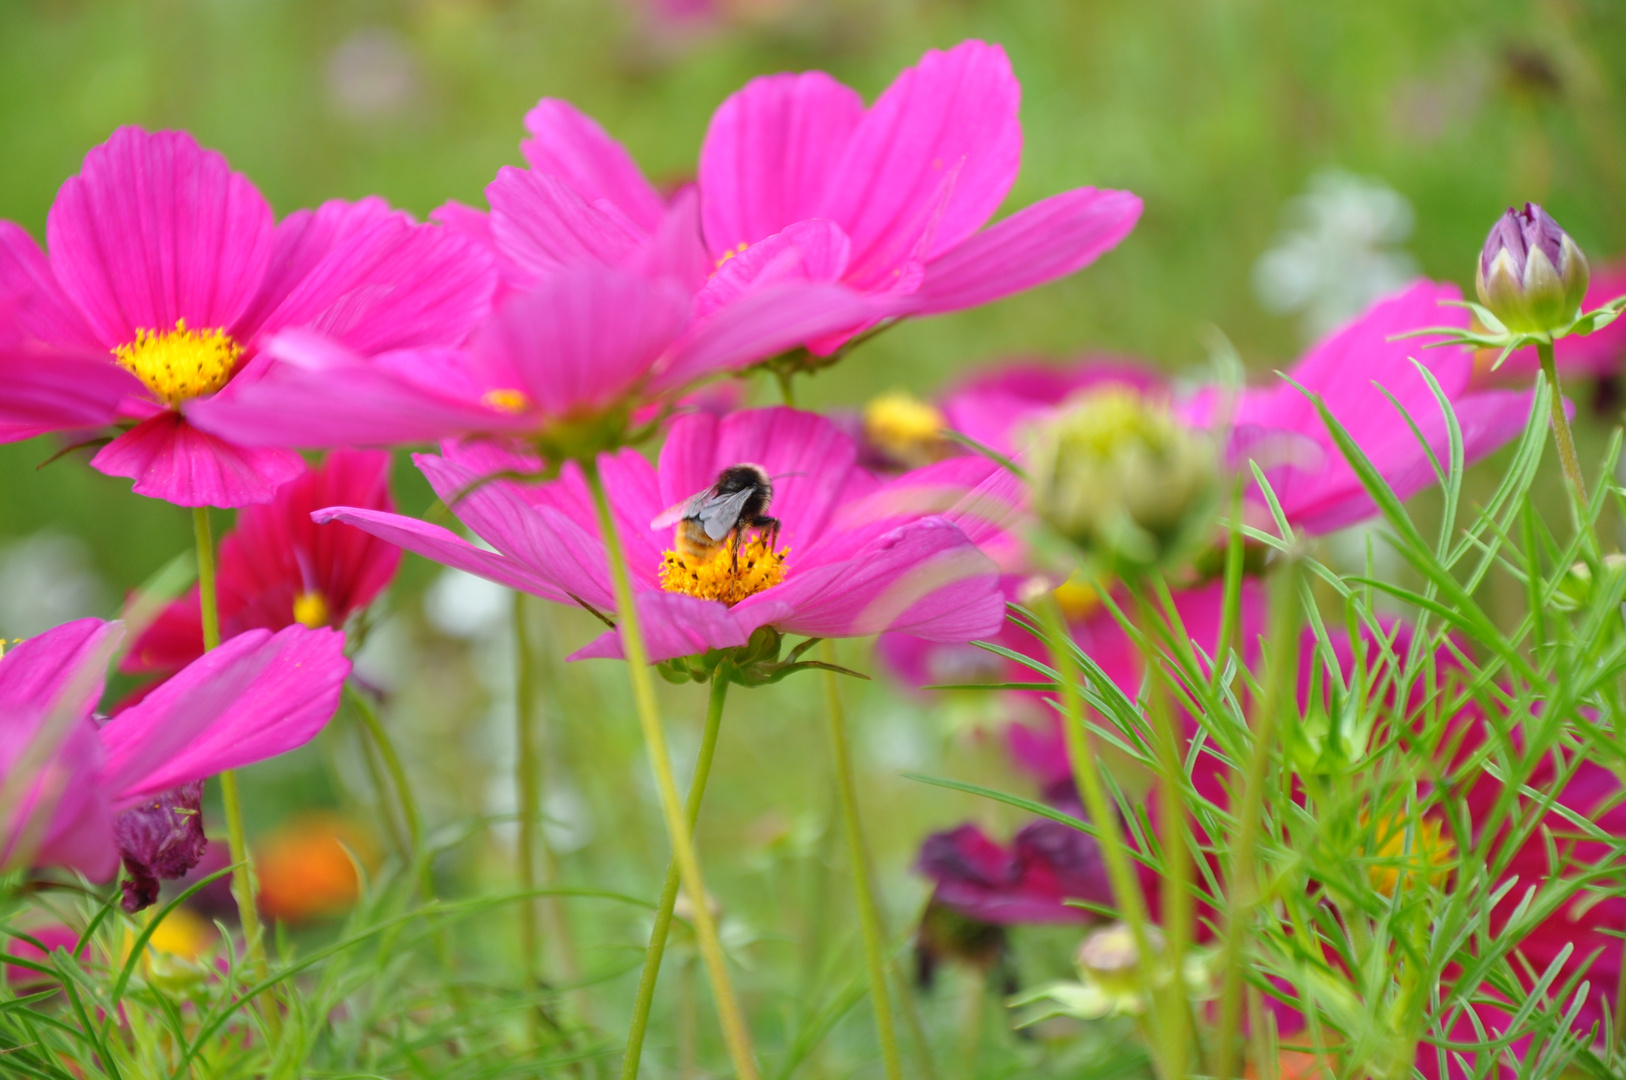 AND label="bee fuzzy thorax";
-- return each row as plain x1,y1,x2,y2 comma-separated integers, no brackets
659,534,789,606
